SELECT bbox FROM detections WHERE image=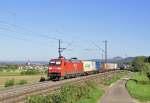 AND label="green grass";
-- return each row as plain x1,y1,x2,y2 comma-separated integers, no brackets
0,75,46,90
0,71,21,76
126,72,150,101
26,71,128,103
0,69,46,76
77,71,127,103
76,87,104,103
26,81,104,103
132,72,149,83
103,71,128,85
